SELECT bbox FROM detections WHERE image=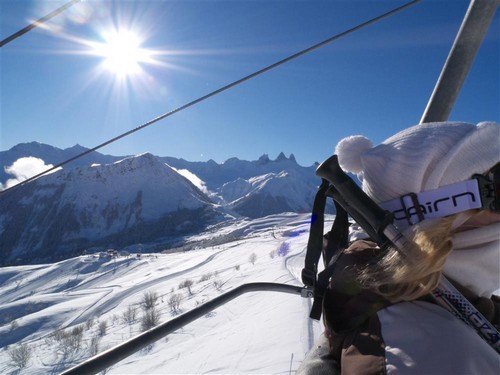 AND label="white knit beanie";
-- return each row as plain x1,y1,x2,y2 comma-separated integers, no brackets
335,122,500,203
